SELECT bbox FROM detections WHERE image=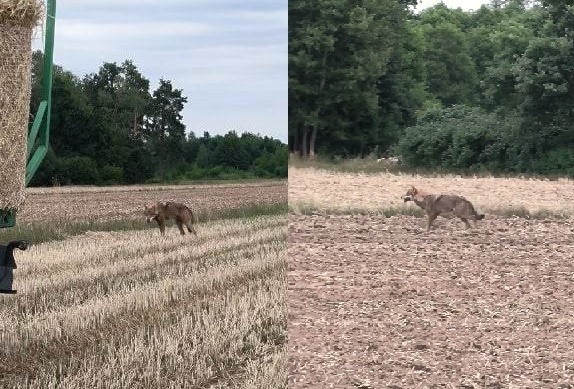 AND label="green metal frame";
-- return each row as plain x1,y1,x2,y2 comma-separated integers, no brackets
27,0,56,186
0,0,56,229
